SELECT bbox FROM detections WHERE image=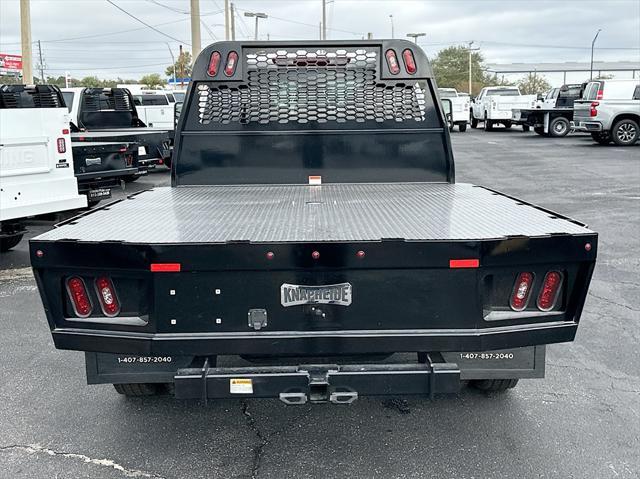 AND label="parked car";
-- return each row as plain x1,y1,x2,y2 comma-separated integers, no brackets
438,88,469,132
512,84,585,137
31,41,597,402
470,86,537,131
0,84,86,251
62,87,172,168
572,79,640,146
